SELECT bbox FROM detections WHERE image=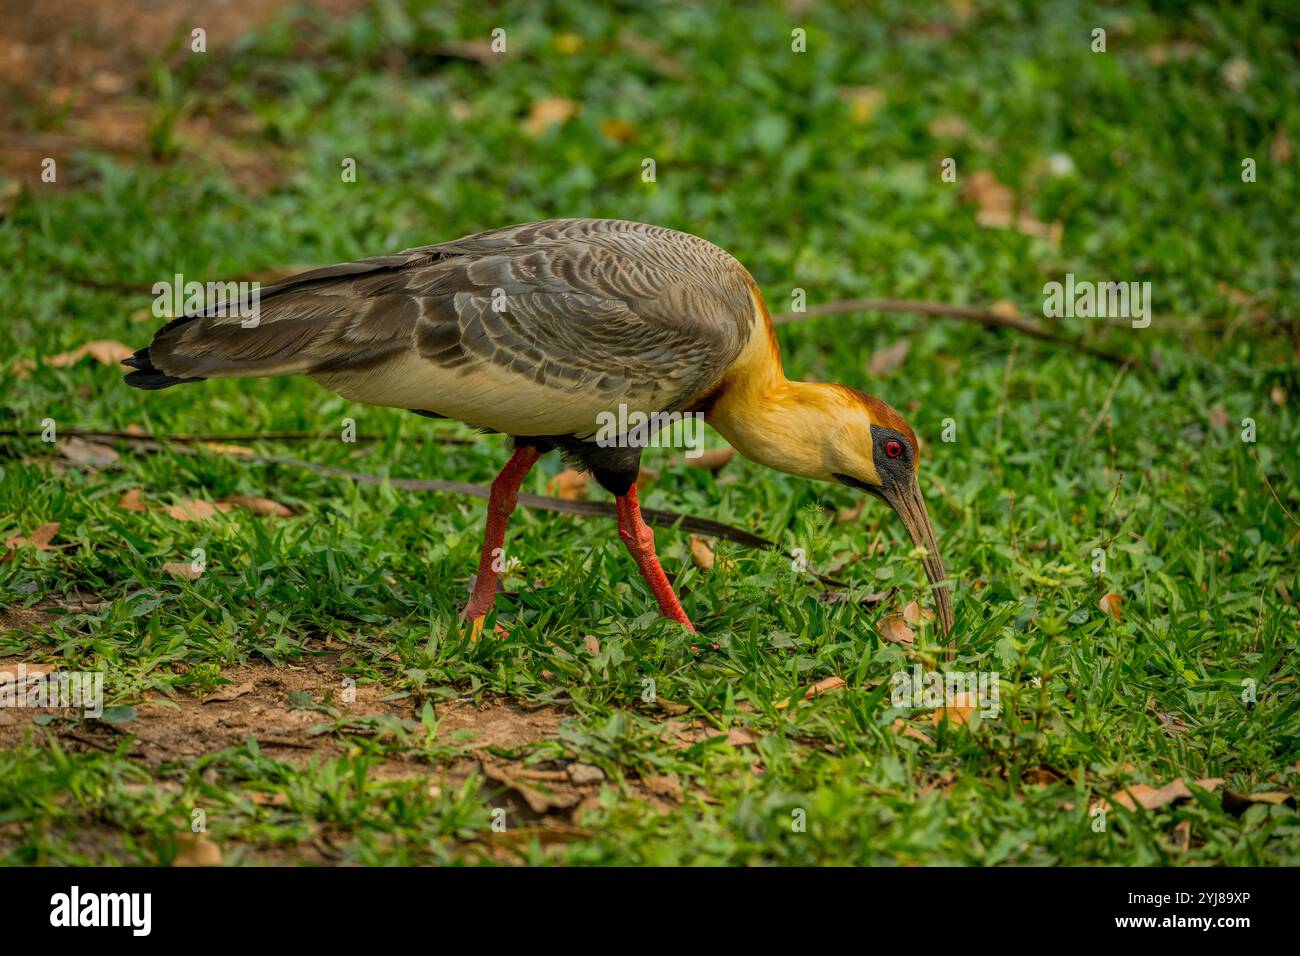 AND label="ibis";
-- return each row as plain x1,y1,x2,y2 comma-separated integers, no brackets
125,219,954,637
